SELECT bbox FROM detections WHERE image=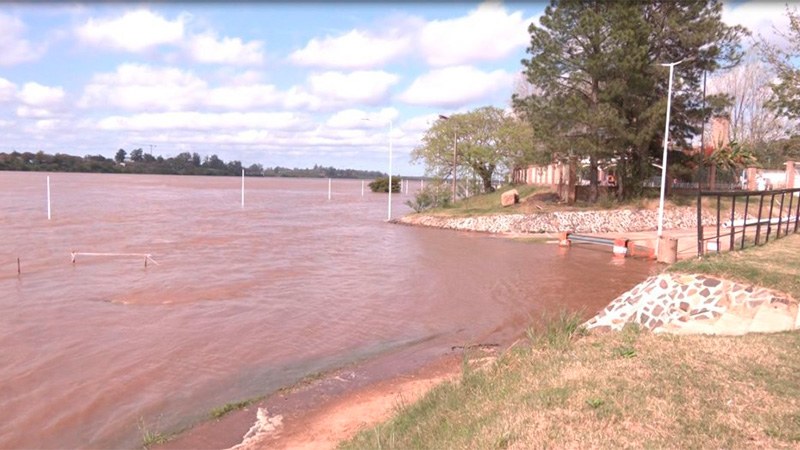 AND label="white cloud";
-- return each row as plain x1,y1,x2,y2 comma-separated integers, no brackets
96,111,311,131
80,64,288,111
397,66,513,108
326,107,398,129
0,78,18,102
722,1,793,48
16,106,57,119
0,13,46,66
76,9,187,52
80,64,208,111
186,32,265,65
290,29,412,69
400,113,441,133
419,3,534,66
18,82,65,107
205,84,282,109
308,70,399,104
